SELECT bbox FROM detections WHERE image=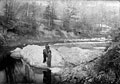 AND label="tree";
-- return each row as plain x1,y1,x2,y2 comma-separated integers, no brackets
0,0,16,30
43,1,57,31
62,1,77,32
0,0,40,37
